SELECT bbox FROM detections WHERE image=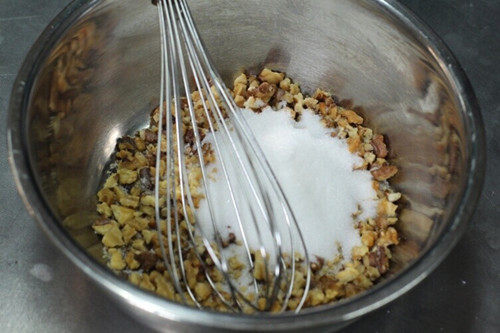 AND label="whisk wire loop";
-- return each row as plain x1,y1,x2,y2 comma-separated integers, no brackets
154,0,311,313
